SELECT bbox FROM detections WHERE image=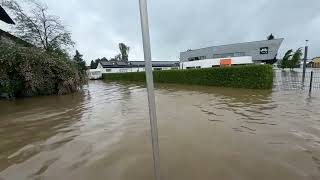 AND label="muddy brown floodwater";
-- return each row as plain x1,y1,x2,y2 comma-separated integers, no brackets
0,80,320,180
